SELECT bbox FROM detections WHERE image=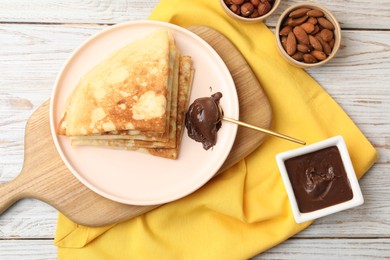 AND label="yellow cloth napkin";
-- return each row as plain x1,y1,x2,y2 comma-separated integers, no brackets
54,0,378,258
